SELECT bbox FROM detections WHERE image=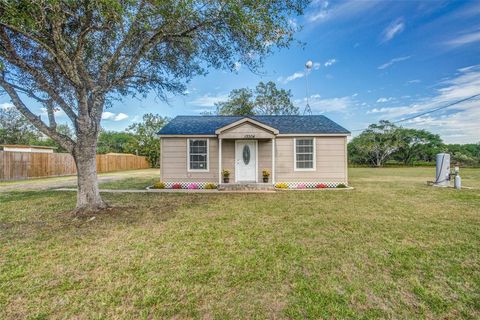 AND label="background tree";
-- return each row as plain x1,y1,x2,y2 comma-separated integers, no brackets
127,113,169,167
214,81,299,115
96,130,136,155
0,0,307,212
215,88,255,115
254,81,298,115
394,128,443,165
0,105,41,145
348,120,402,167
